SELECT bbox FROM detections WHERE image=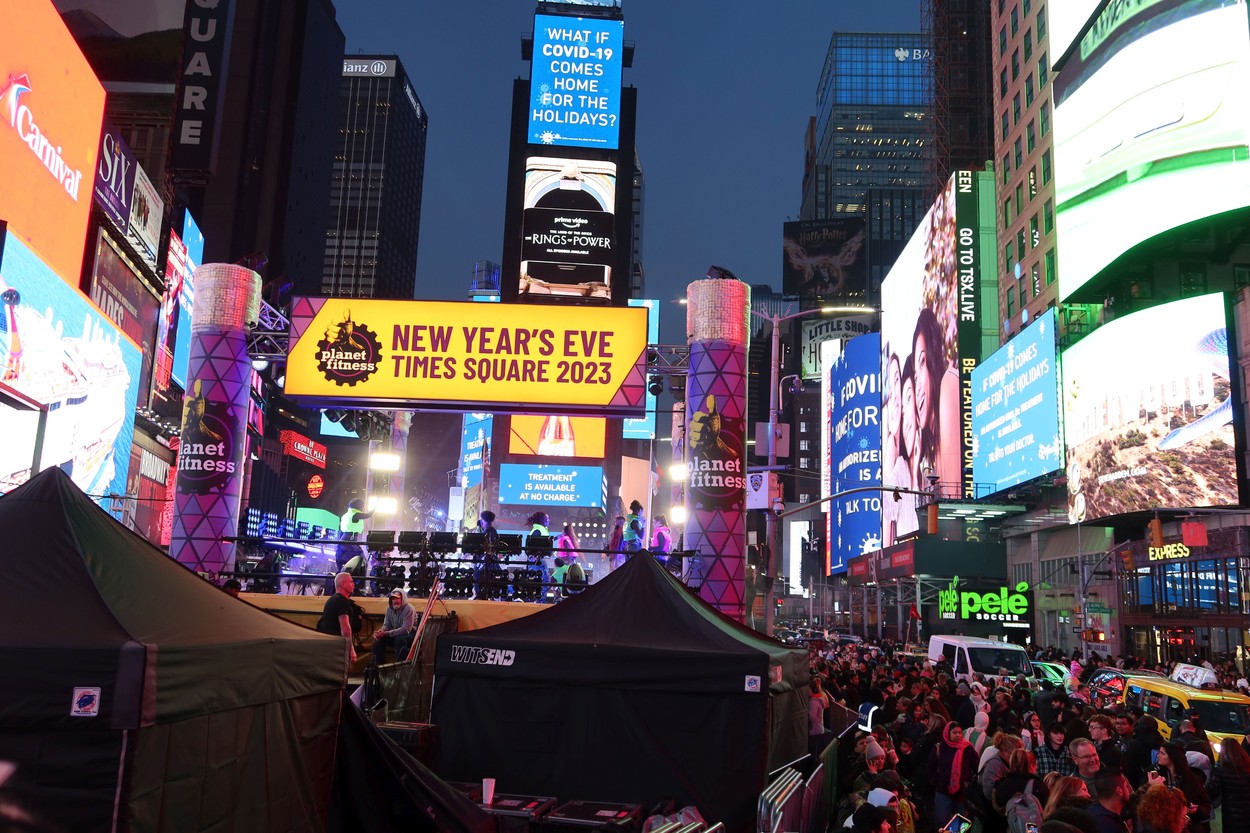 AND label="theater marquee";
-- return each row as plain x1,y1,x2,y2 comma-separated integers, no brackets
283,297,649,416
